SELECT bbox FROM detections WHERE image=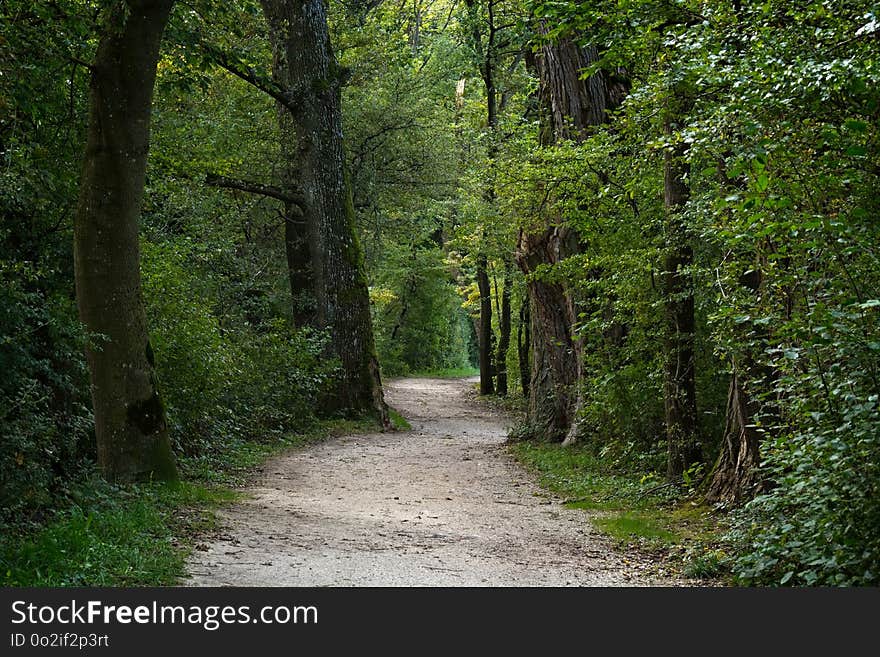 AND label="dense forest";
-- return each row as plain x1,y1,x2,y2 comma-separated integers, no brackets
1,0,878,587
